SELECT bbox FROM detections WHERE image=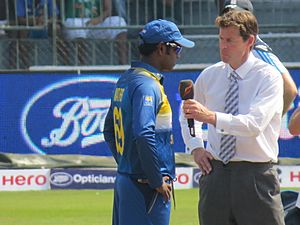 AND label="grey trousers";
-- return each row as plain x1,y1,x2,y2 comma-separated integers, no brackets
198,160,285,225
285,207,300,225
